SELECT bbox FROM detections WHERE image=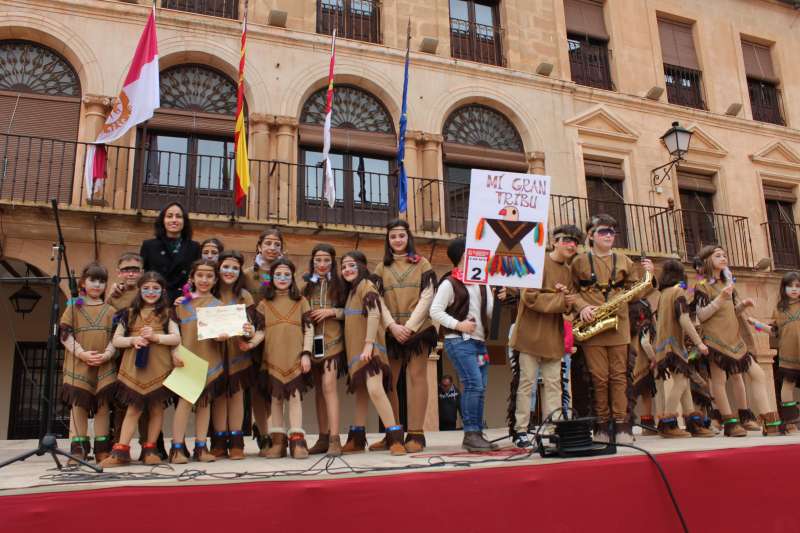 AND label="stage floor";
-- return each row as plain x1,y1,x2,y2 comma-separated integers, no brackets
2,427,800,496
